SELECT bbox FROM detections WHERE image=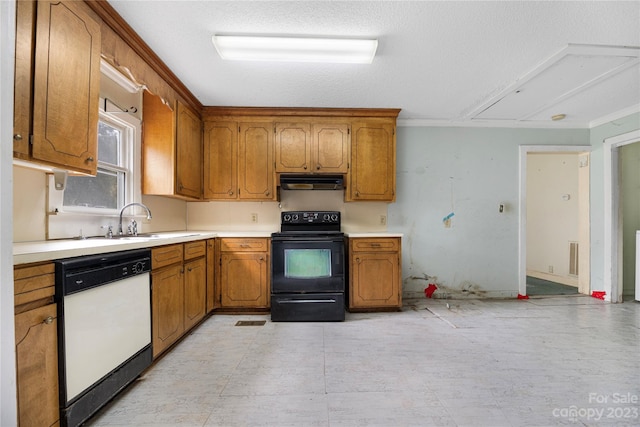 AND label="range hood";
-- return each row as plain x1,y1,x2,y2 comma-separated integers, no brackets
279,174,344,190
